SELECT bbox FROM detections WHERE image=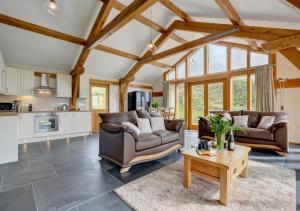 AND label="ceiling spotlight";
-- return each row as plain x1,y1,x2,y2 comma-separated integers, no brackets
148,42,156,52
44,0,61,15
